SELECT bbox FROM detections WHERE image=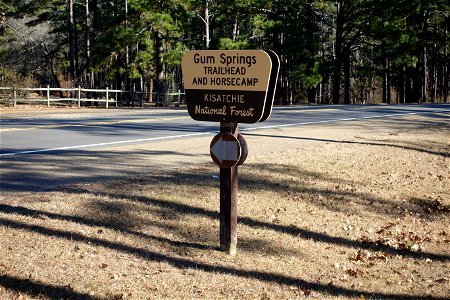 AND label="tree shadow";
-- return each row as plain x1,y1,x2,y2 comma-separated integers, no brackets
239,163,449,219
56,184,450,262
0,203,216,252
1,147,447,257
0,149,208,192
0,274,102,300
1,164,449,298
242,131,449,158
1,217,448,300
1,107,449,298
408,197,449,215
